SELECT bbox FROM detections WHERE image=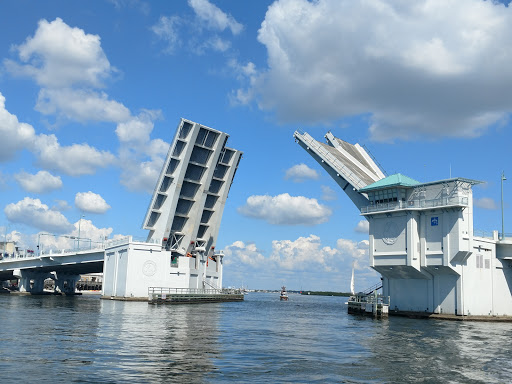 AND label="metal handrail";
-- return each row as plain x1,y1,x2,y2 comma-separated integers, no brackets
1,245,106,261
203,280,220,291
473,230,495,239
361,144,388,176
148,287,242,295
350,294,390,305
499,233,512,240
361,196,469,214
362,282,382,295
104,236,132,248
